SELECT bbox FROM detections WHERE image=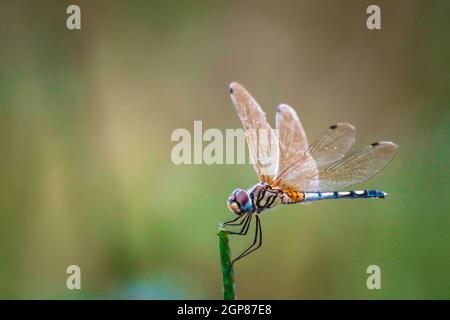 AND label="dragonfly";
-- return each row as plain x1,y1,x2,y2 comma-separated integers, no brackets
222,82,398,266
